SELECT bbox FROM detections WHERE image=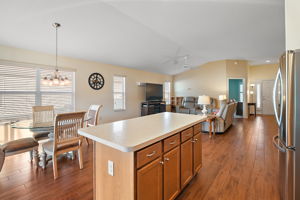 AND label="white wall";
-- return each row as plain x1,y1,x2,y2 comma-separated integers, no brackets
285,0,300,50
226,60,248,118
173,59,249,117
0,45,172,123
173,60,227,98
248,63,278,82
